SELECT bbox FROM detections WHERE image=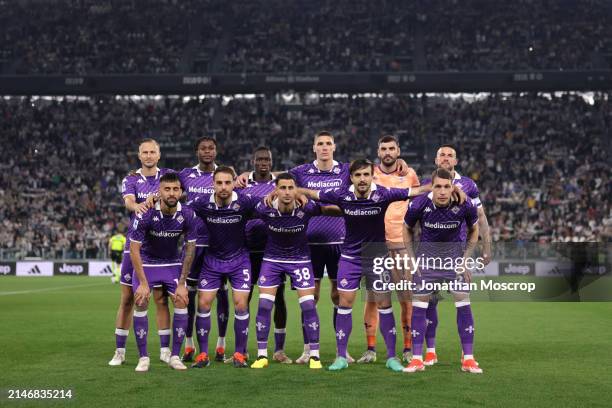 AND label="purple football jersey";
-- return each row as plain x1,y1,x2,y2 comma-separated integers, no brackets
238,173,276,252
318,183,409,258
188,191,260,260
289,160,349,245
178,165,215,246
255,200,322,262
420,171,481,239
404,193,479,264
121,167,173,251
129,202,197,264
